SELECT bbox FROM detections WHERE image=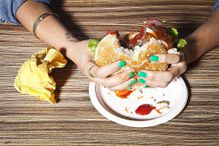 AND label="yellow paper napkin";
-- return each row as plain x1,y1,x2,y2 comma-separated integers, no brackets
14,48,67,104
